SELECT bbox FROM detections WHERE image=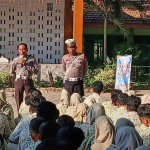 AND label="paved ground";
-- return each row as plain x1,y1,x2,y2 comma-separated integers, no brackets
6,89,150,118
